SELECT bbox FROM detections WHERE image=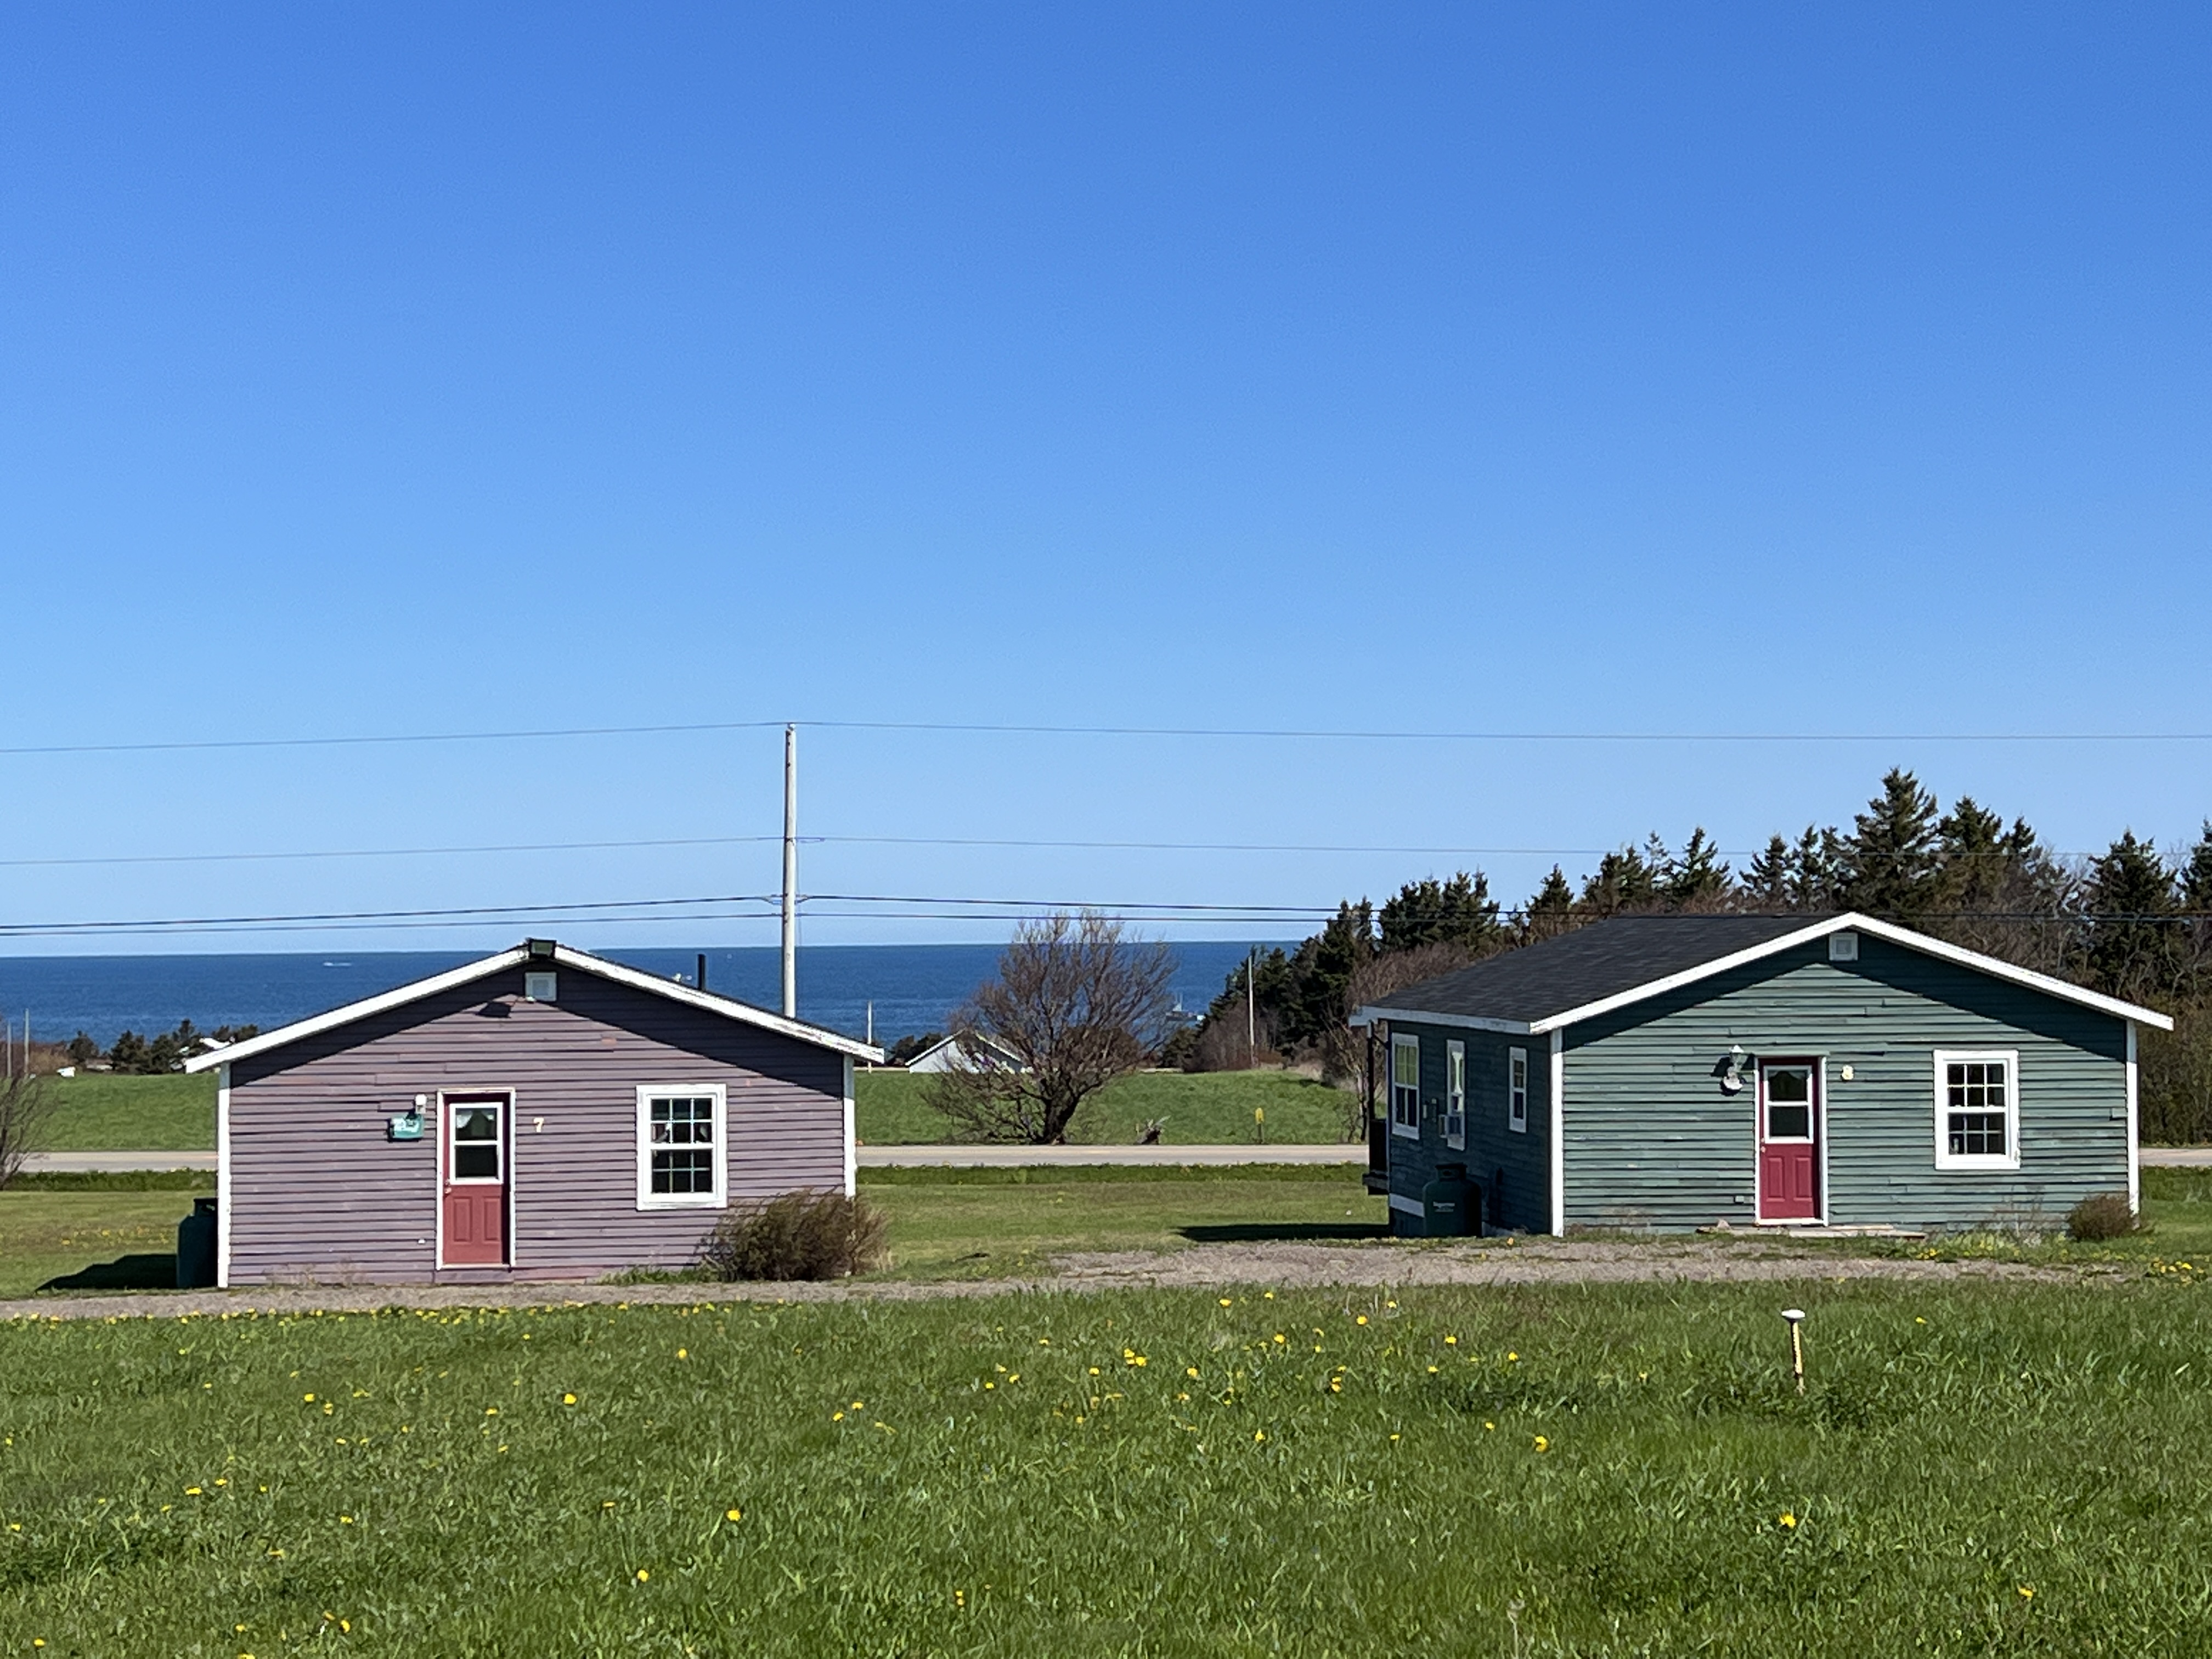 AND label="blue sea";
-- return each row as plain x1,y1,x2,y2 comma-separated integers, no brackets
0,942,1290,1049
